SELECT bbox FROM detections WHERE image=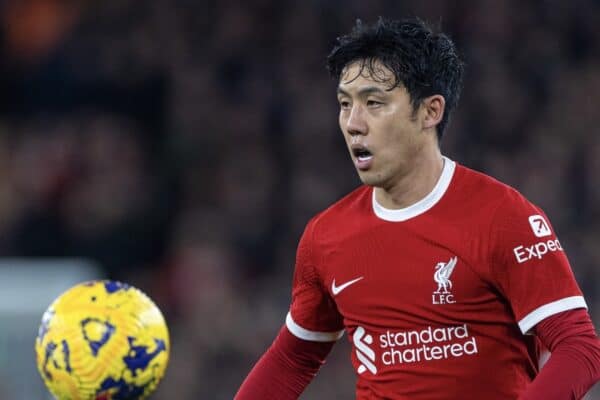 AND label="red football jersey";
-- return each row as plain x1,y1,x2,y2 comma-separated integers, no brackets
286,158,587,400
